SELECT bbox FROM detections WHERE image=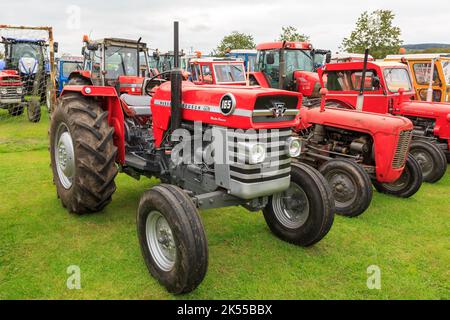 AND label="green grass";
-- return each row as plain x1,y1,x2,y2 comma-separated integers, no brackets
0,109,449,300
